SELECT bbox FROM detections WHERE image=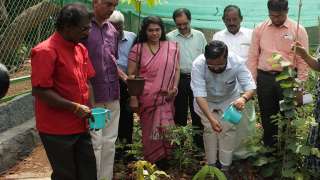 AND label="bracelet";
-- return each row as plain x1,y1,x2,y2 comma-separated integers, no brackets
73,103,80,114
